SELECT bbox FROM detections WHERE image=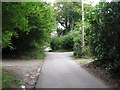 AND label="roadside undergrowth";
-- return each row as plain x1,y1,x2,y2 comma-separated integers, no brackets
83,60,120,88
2,68,21,88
